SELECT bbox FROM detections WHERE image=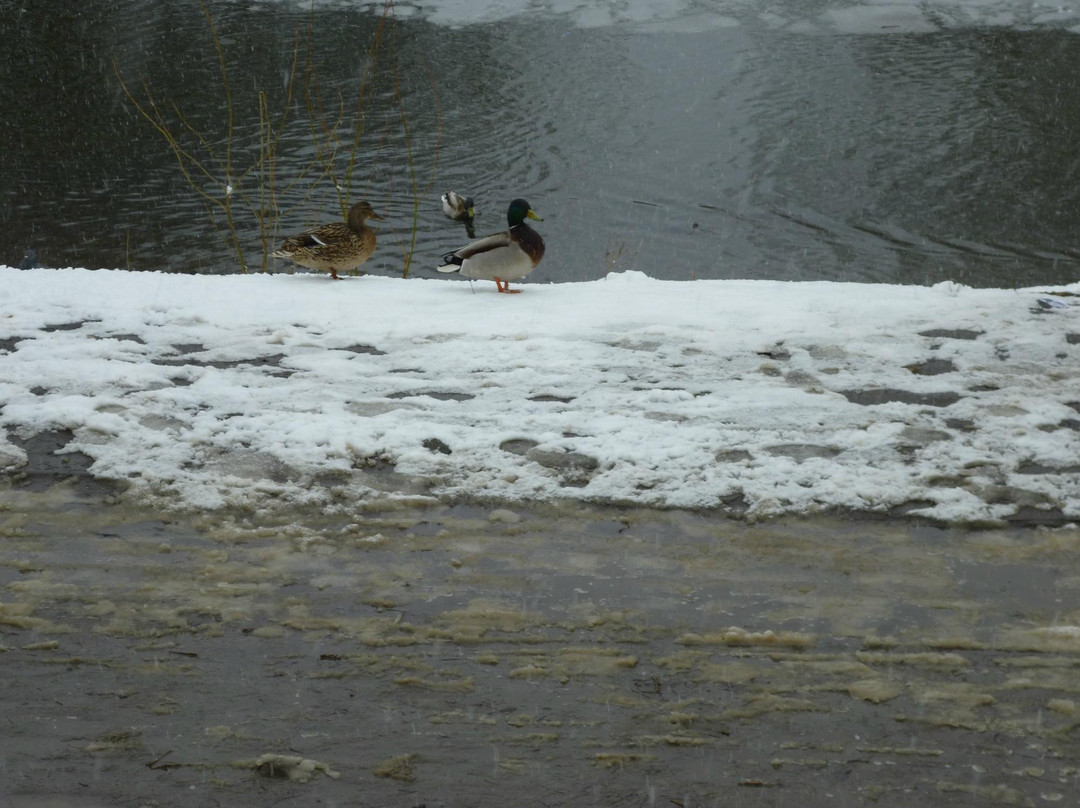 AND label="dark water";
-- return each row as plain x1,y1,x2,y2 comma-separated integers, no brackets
2,0,1080,286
